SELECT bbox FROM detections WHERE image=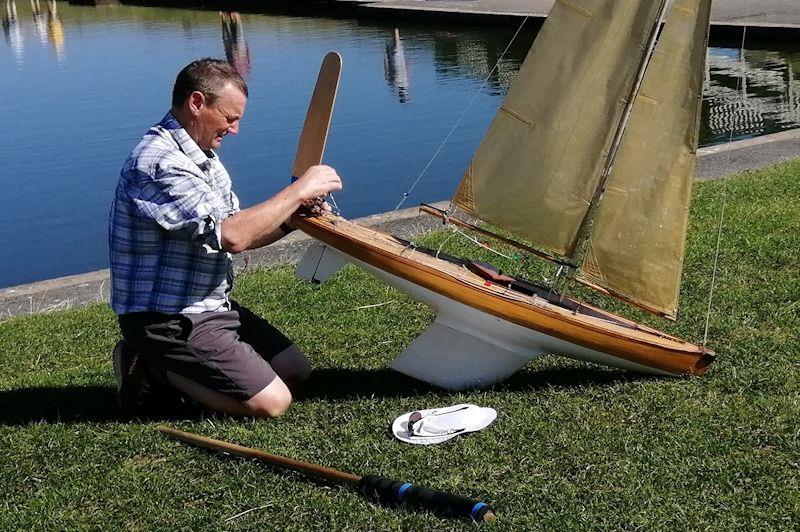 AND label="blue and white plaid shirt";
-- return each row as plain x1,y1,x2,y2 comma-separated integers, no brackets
109,112,240,315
